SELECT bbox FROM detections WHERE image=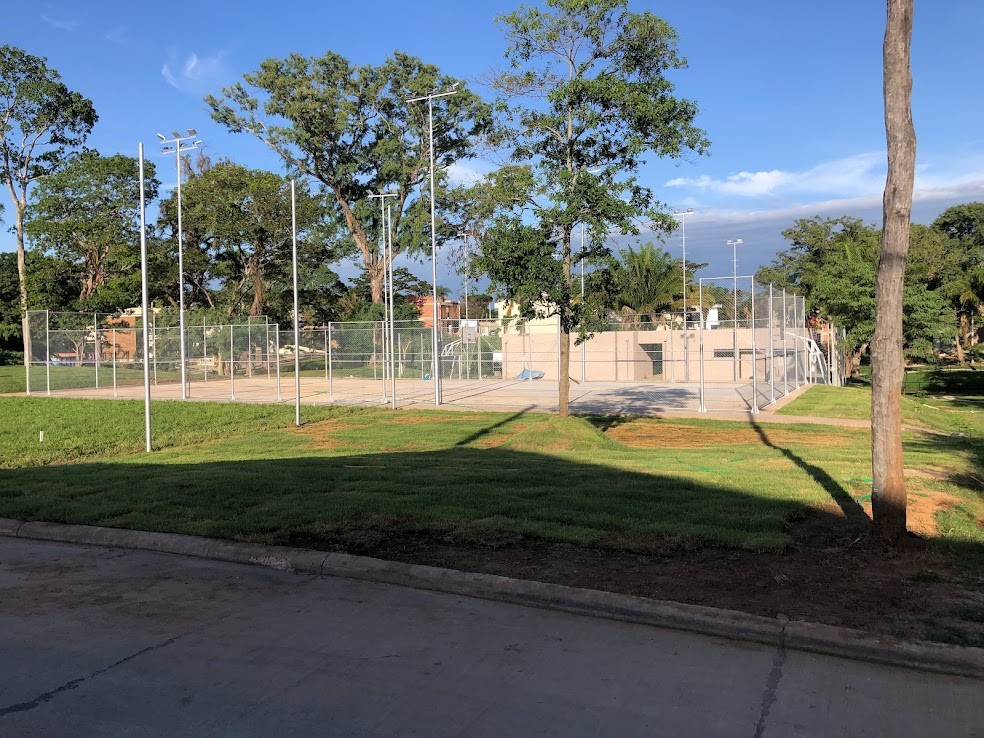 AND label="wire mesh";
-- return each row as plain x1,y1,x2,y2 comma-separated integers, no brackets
26,284,832,413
